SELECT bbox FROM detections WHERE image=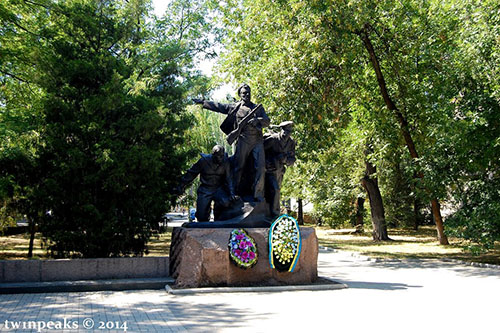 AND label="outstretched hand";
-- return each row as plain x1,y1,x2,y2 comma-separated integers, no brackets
192,98,204,105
